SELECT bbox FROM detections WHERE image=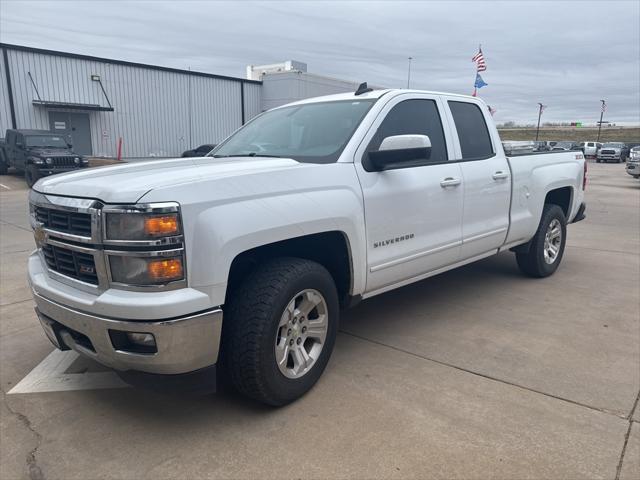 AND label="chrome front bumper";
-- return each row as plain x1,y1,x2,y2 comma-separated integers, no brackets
33,291,223,375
